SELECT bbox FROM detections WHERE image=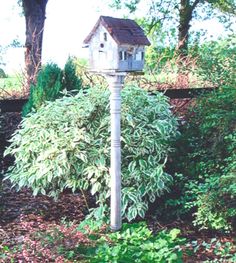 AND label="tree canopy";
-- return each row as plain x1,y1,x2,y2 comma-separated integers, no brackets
111,0,236,53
